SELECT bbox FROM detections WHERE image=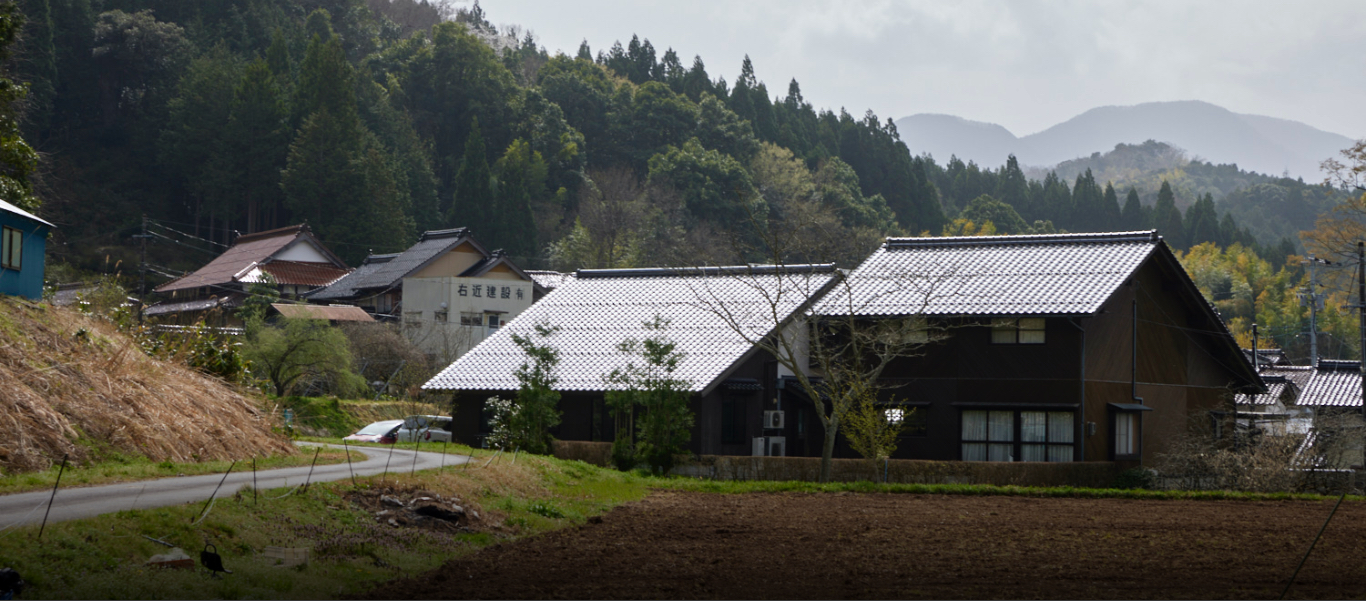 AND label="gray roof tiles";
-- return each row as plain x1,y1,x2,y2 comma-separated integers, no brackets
821,231,1160,316
1297,361,1363,407
423,265,839,393
308,229,473,301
